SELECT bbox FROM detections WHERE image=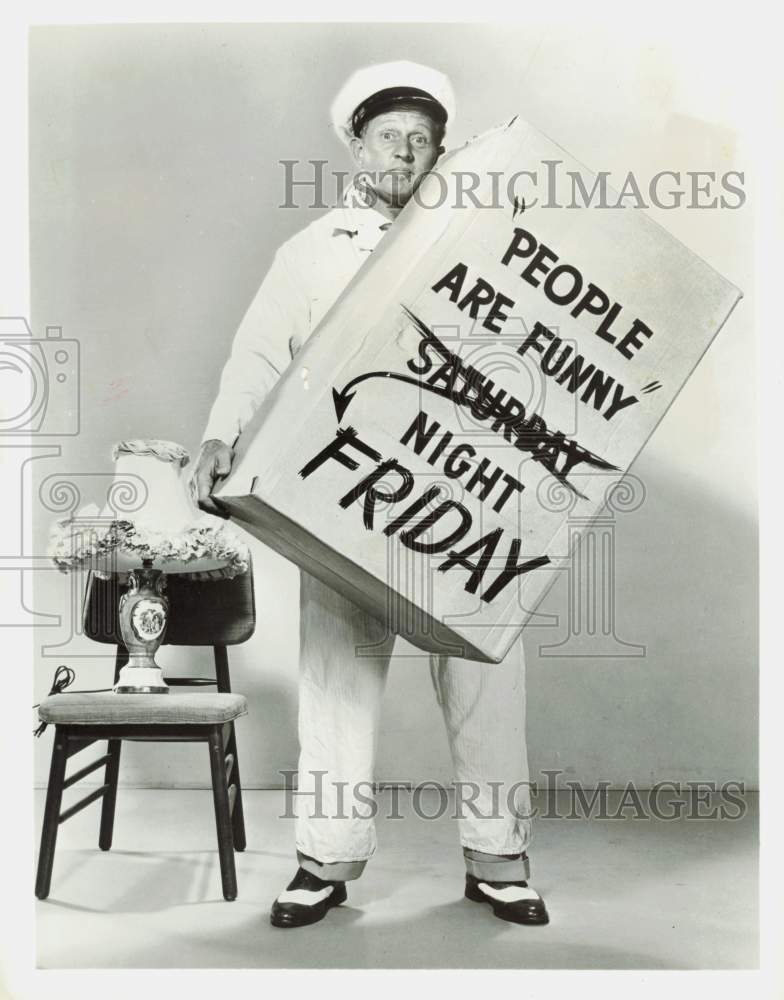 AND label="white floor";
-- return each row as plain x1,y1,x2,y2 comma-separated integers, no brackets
35,787,758,969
